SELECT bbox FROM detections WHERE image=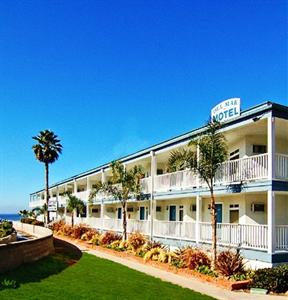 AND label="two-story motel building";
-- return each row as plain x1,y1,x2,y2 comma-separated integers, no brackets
30,100,288,267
